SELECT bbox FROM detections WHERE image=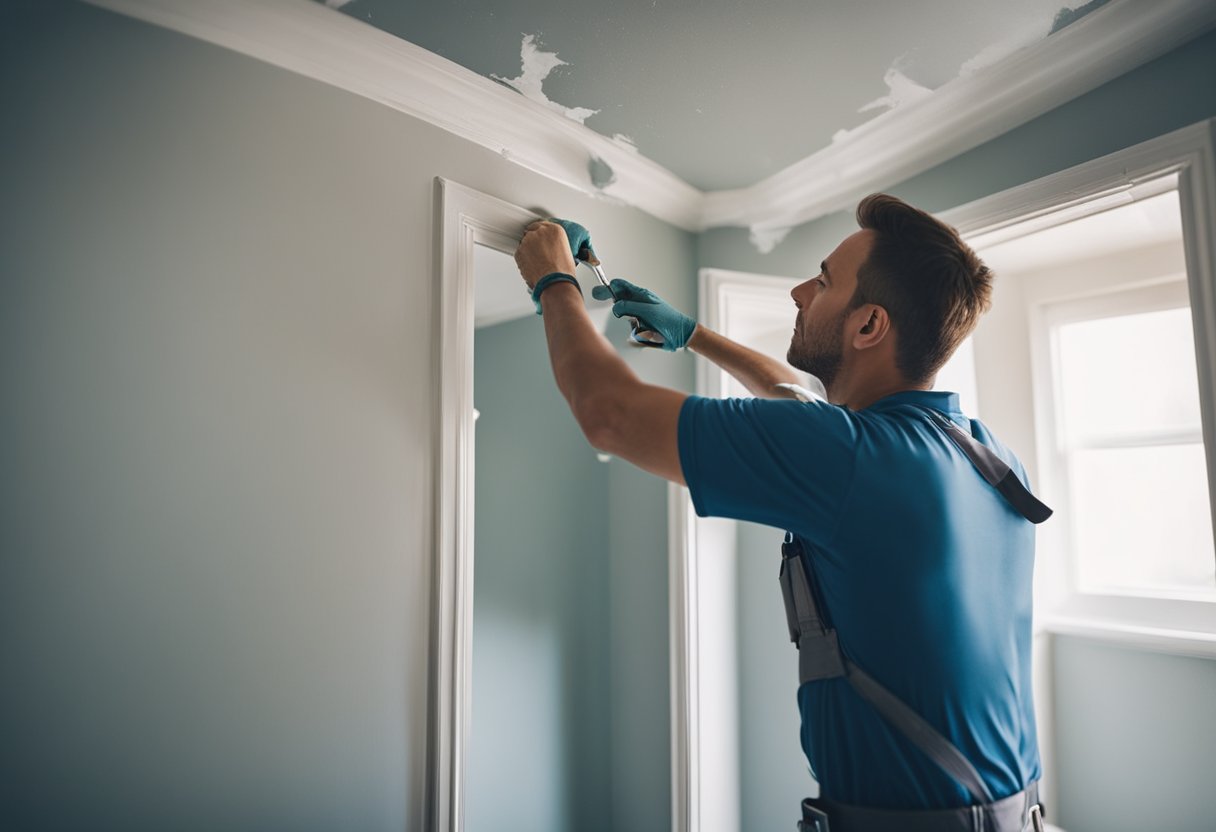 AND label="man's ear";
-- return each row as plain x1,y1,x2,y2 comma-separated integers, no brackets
851,305,891,350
